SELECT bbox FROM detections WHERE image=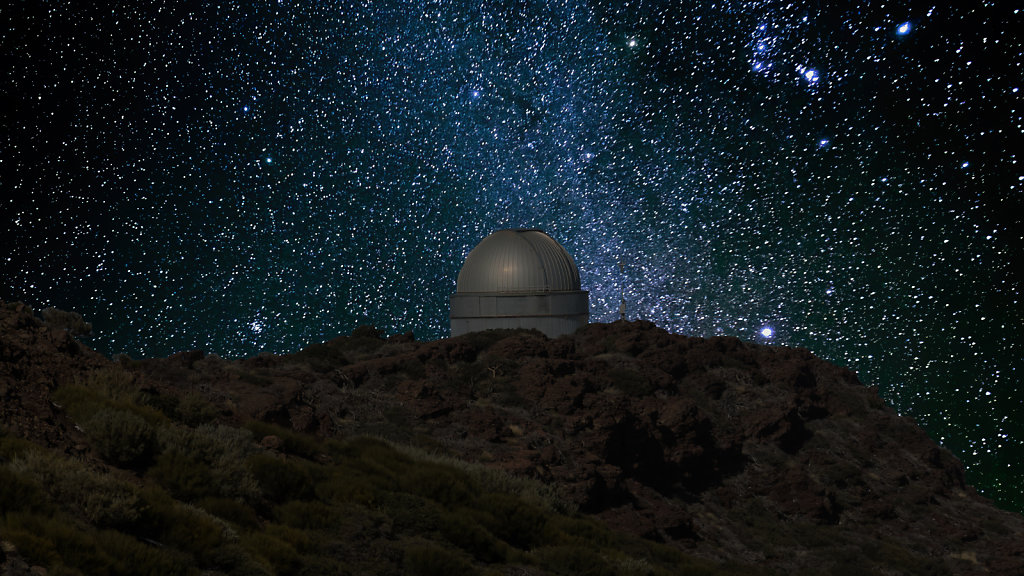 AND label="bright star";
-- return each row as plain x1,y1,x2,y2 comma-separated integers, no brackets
760,327,774,338
896,22,912,35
